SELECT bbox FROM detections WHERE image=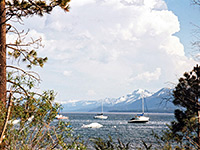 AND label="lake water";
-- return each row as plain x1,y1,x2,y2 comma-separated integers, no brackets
61,112,174,149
